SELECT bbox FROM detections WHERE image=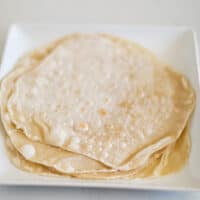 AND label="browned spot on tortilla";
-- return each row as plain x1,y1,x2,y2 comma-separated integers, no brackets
79,122,87,129
118,101,131,109
98,108,107,116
